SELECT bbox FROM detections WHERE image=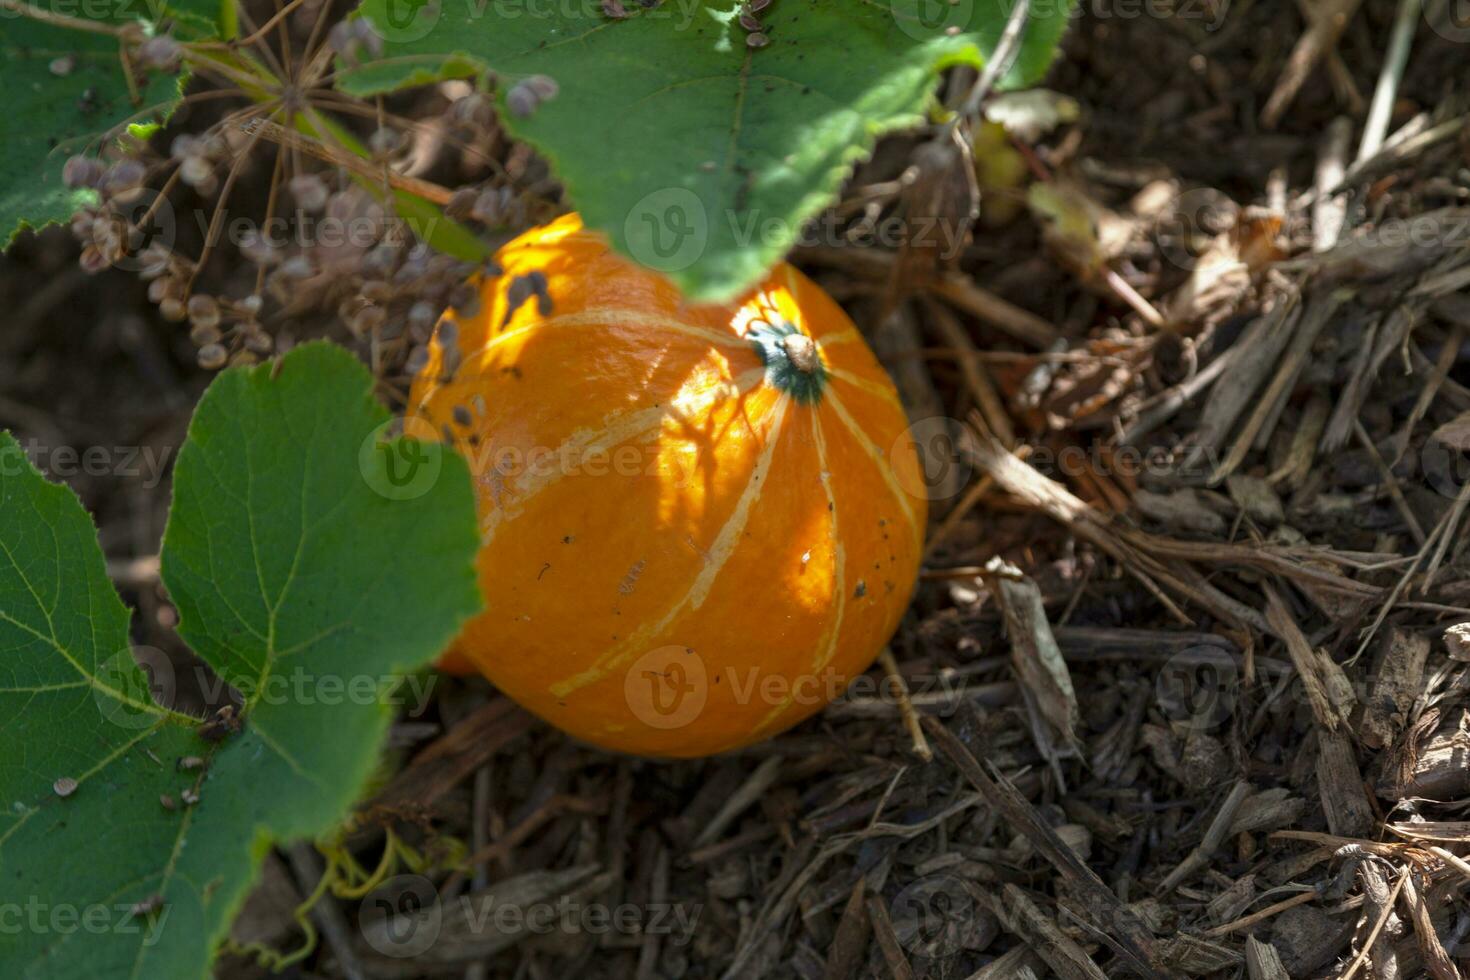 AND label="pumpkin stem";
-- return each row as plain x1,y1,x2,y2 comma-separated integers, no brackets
781,333,819,374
